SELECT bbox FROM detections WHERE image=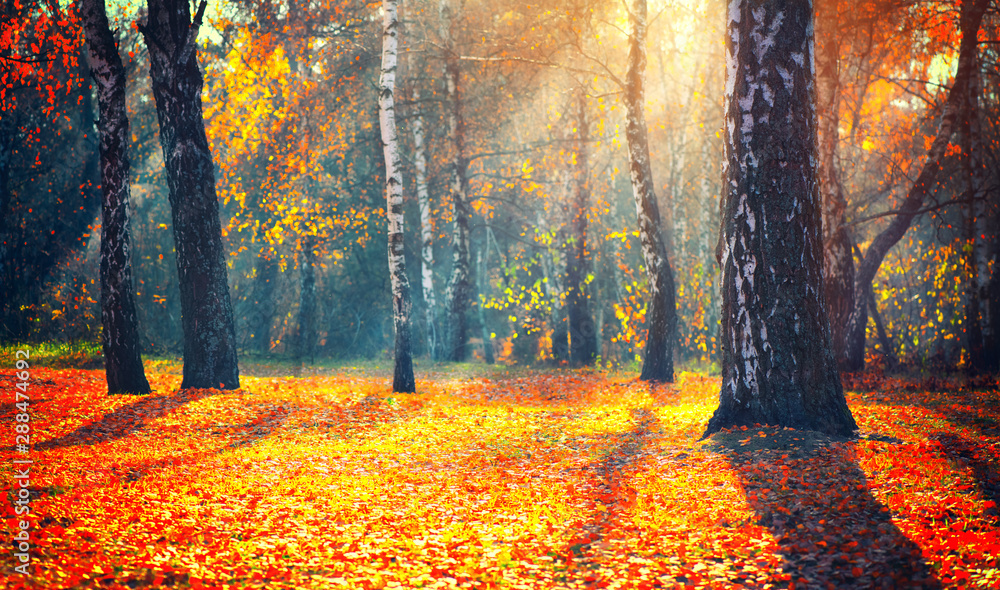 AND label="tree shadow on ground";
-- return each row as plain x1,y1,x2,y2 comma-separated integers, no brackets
709,429,940,589
556,406,661,584
36,387,220,450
